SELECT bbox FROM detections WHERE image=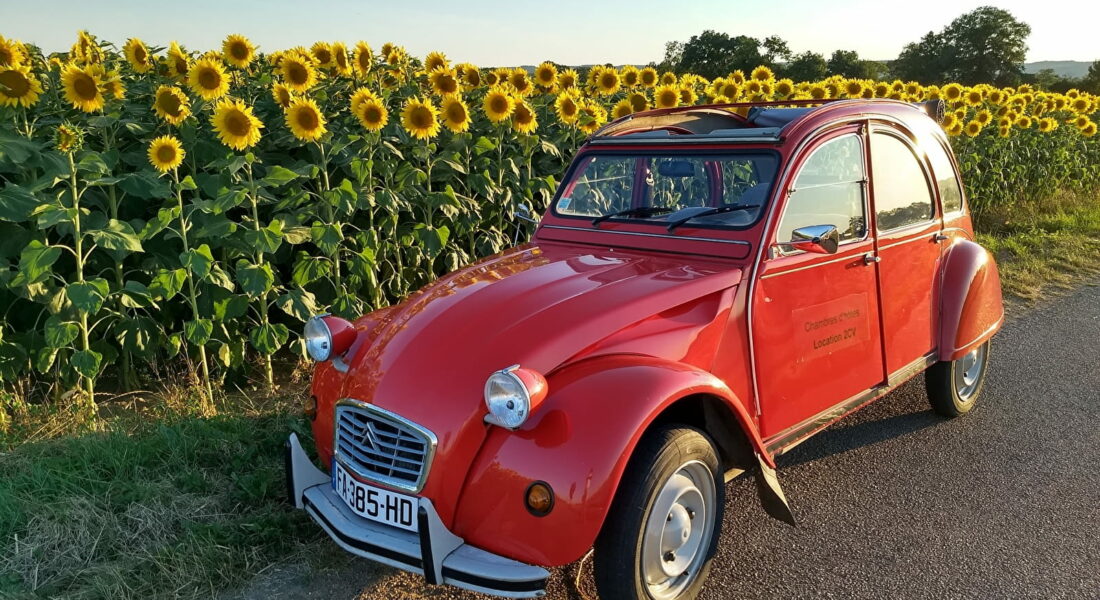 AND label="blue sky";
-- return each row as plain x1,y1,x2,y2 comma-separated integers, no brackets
2,0,1097,65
